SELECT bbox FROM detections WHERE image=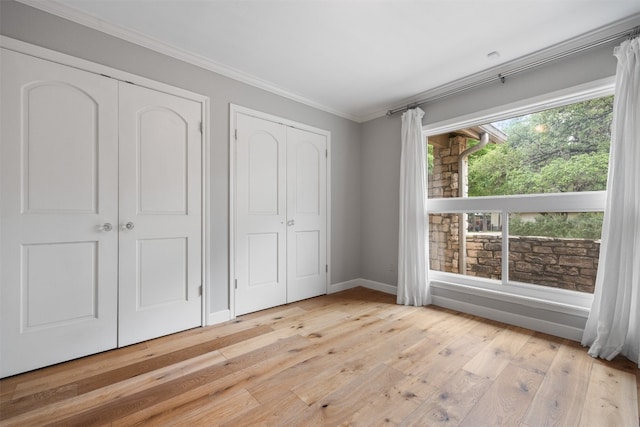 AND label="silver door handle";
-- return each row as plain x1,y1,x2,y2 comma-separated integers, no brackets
99,223,113,232
121,222,135,231
287,220,295,226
